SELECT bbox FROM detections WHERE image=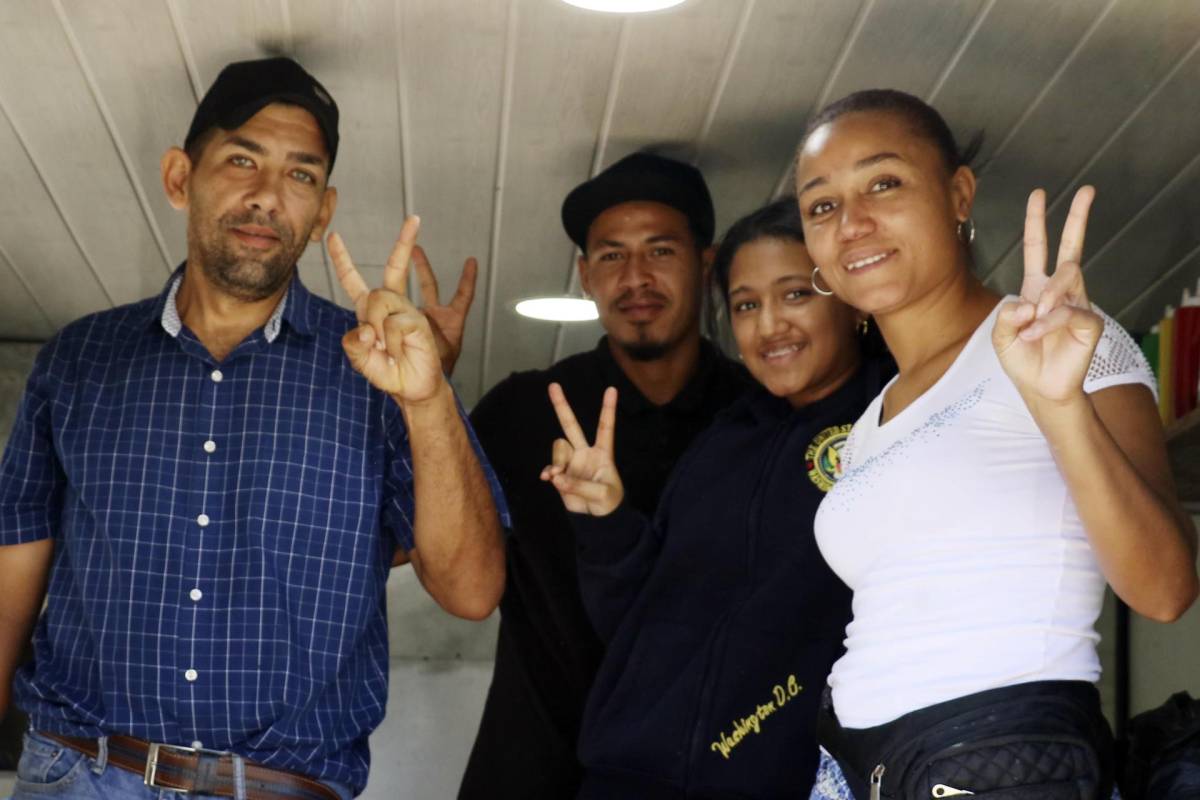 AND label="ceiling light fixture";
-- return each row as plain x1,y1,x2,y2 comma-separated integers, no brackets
561,0,688,13
515,297,599,322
